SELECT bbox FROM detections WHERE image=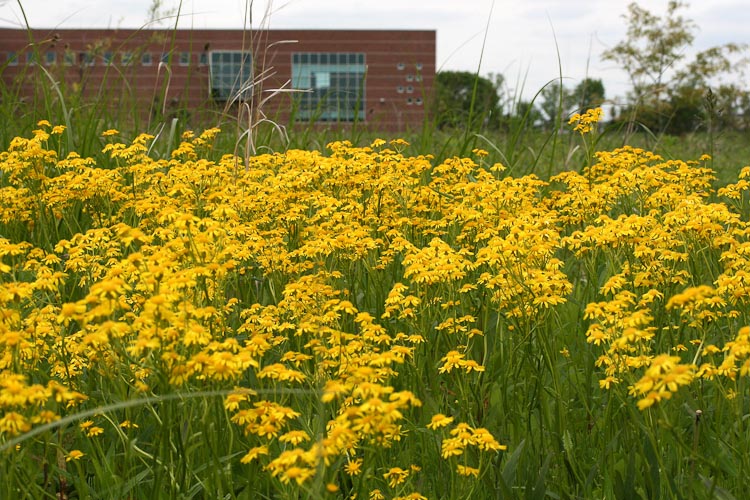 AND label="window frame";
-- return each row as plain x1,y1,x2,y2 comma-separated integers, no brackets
208,50,253,102
291,51,366,122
